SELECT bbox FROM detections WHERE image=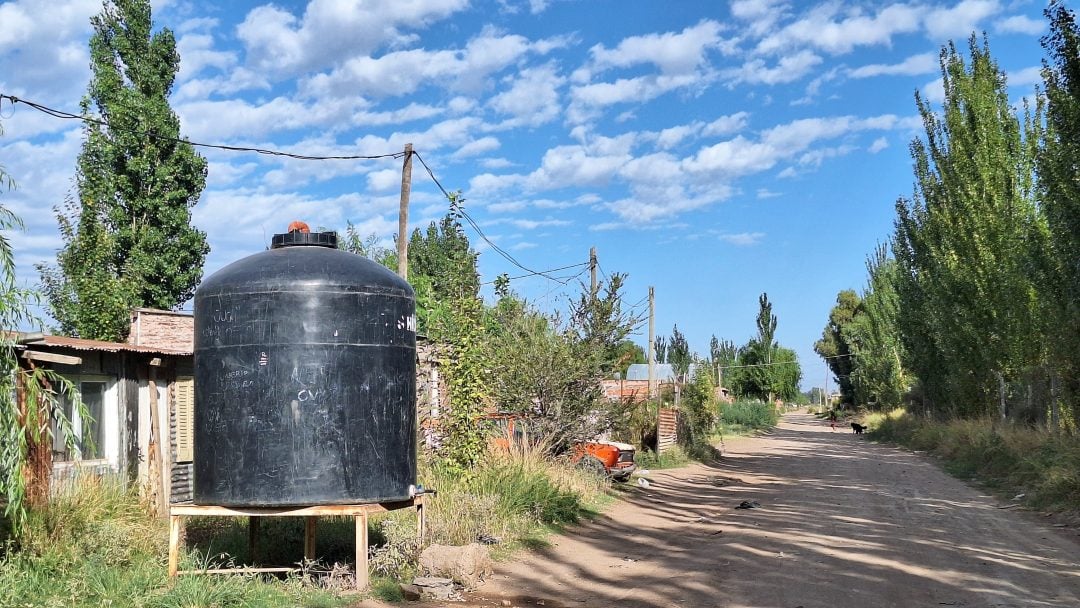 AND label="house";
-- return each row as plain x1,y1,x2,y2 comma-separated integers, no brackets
22,309,194,507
